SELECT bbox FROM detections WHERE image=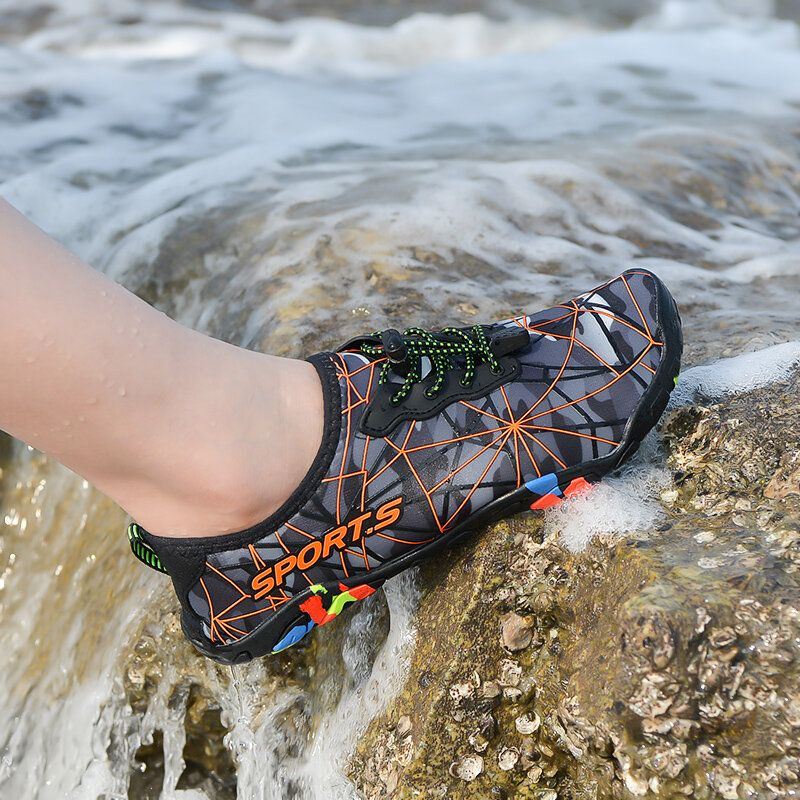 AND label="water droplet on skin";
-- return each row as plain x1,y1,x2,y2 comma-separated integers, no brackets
25,356,35,364
118,387,126,397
